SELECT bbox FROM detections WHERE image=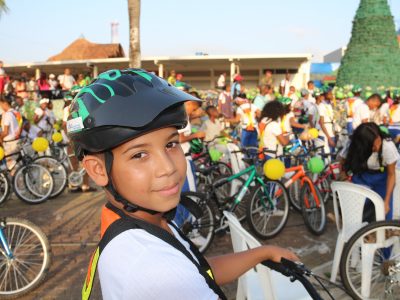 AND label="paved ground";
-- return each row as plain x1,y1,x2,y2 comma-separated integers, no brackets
0,189,351,300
